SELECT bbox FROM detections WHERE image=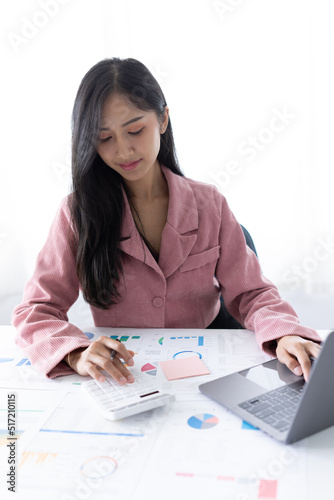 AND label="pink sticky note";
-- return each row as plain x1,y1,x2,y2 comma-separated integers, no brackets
160,356,210,381
258,479,278,499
